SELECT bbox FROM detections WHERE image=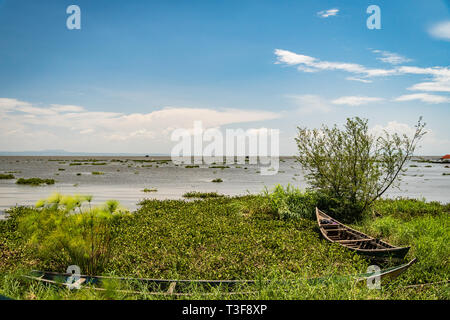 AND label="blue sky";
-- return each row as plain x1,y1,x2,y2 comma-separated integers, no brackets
0,0,449,155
